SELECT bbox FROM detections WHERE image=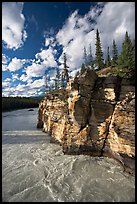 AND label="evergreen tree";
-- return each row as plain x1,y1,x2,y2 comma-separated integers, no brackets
95,29,104,70
61,71,65,89
63,52,69,83
117,31,135,82
45,76,48,89
112,40,118,66
80,63,86,74
55,80,58,90
89,43,93,66
83,46,87,66
55,69,60,89
48,76,51,92
44,76,49,94
75,71,79,77
106,46,111,67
